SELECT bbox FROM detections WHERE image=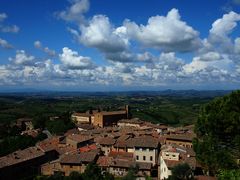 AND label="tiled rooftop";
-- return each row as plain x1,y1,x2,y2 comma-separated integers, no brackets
67,134,93,143
79,144,98,152
108,151,134,160
165,134,195,142
60,150,99,164
97,137,116,145
0,147,45,168
96,110,126,116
